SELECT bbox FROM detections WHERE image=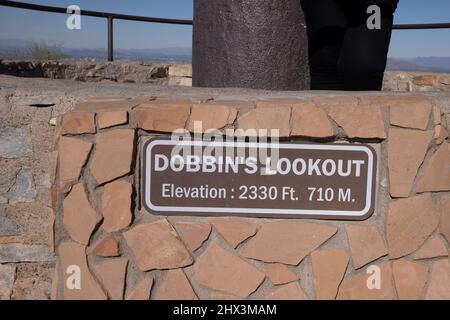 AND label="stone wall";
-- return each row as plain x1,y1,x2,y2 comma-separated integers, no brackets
0,60,192,86
2,60,450,92
383,71,450,92
50,94,450,300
